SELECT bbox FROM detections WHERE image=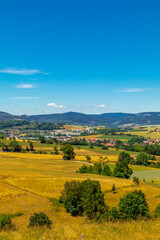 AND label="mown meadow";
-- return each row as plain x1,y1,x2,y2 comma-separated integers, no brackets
0,144,160,239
